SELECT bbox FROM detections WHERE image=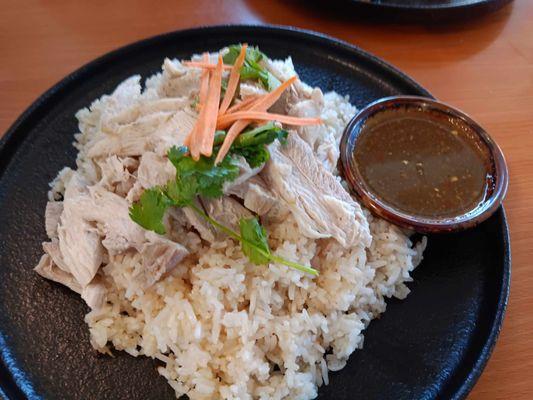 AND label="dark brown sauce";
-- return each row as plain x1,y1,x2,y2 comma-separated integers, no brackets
353,107,494,218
